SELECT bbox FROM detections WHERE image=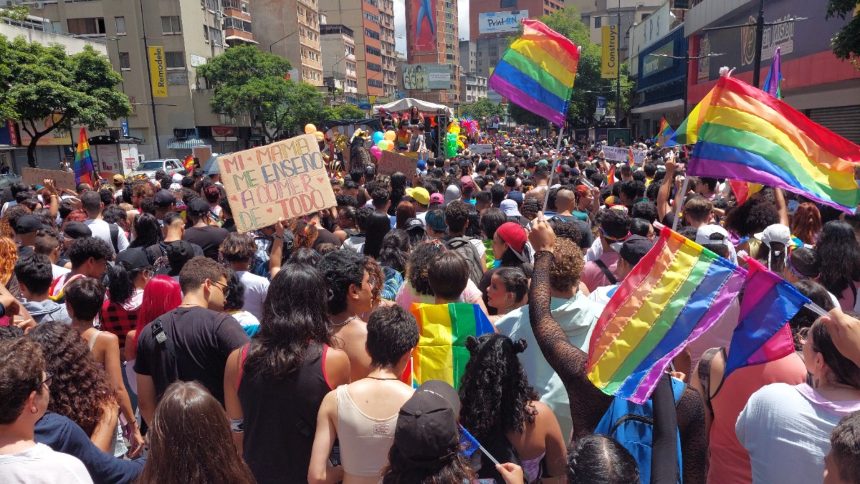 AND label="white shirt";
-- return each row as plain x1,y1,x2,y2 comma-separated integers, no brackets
237,270,269,321
84,218,129,254
0,443,92,484
51,264,70,280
